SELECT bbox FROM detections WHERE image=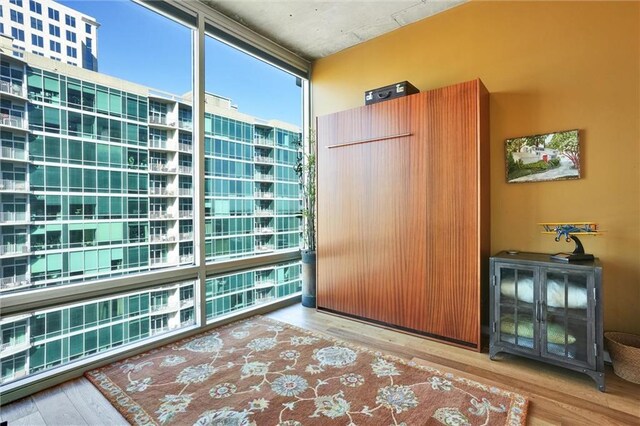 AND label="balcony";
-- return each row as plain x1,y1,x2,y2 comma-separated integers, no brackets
149,210,172,219
254,155,274,164
149,163,177,173
179,121,193,131
149,139,168,150
1,147,28,161
0,340,30,357
0,80,25,99
150,302,171,313
150,326,170,336
254,136,274,146
180,297,194,307
149,115,168,125
254,173,274,181
1,114,27,131
149,187,176,196
254,191,274,199
179,188,193,196
149,257,170,267
149,234,176,243
179,165,193,174
178,143,193,153
0,211,28,223
179,210,193,218
0,275,31,292
255,279,276,288
180,254,194,264
179,232,193,241
255,226,274,234
255,293,276,304
255,209,274,216
0,180,28,192
0,243,30,256
255,244,275,253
